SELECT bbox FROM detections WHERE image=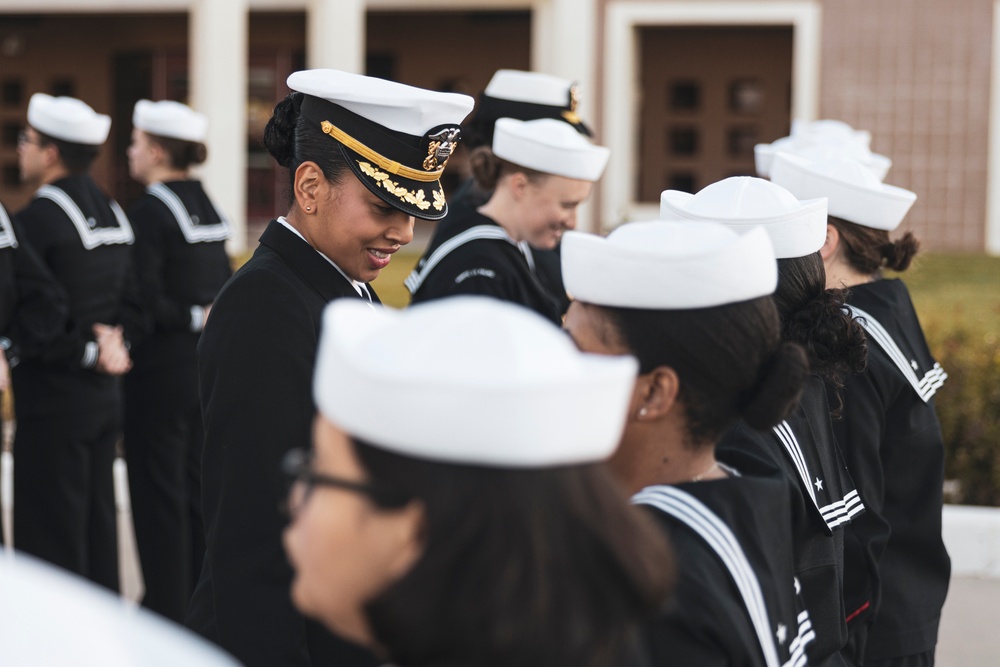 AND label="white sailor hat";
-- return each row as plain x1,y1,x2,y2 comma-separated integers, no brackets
660,176,828,259
770,151,916,231
27,93,111,146
562,221,777,310
314,297,638,467
287,69,475,220
493,117,609,182
0,554,239,667
472,69,592,137
754,120,891,181
133,99,208,143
